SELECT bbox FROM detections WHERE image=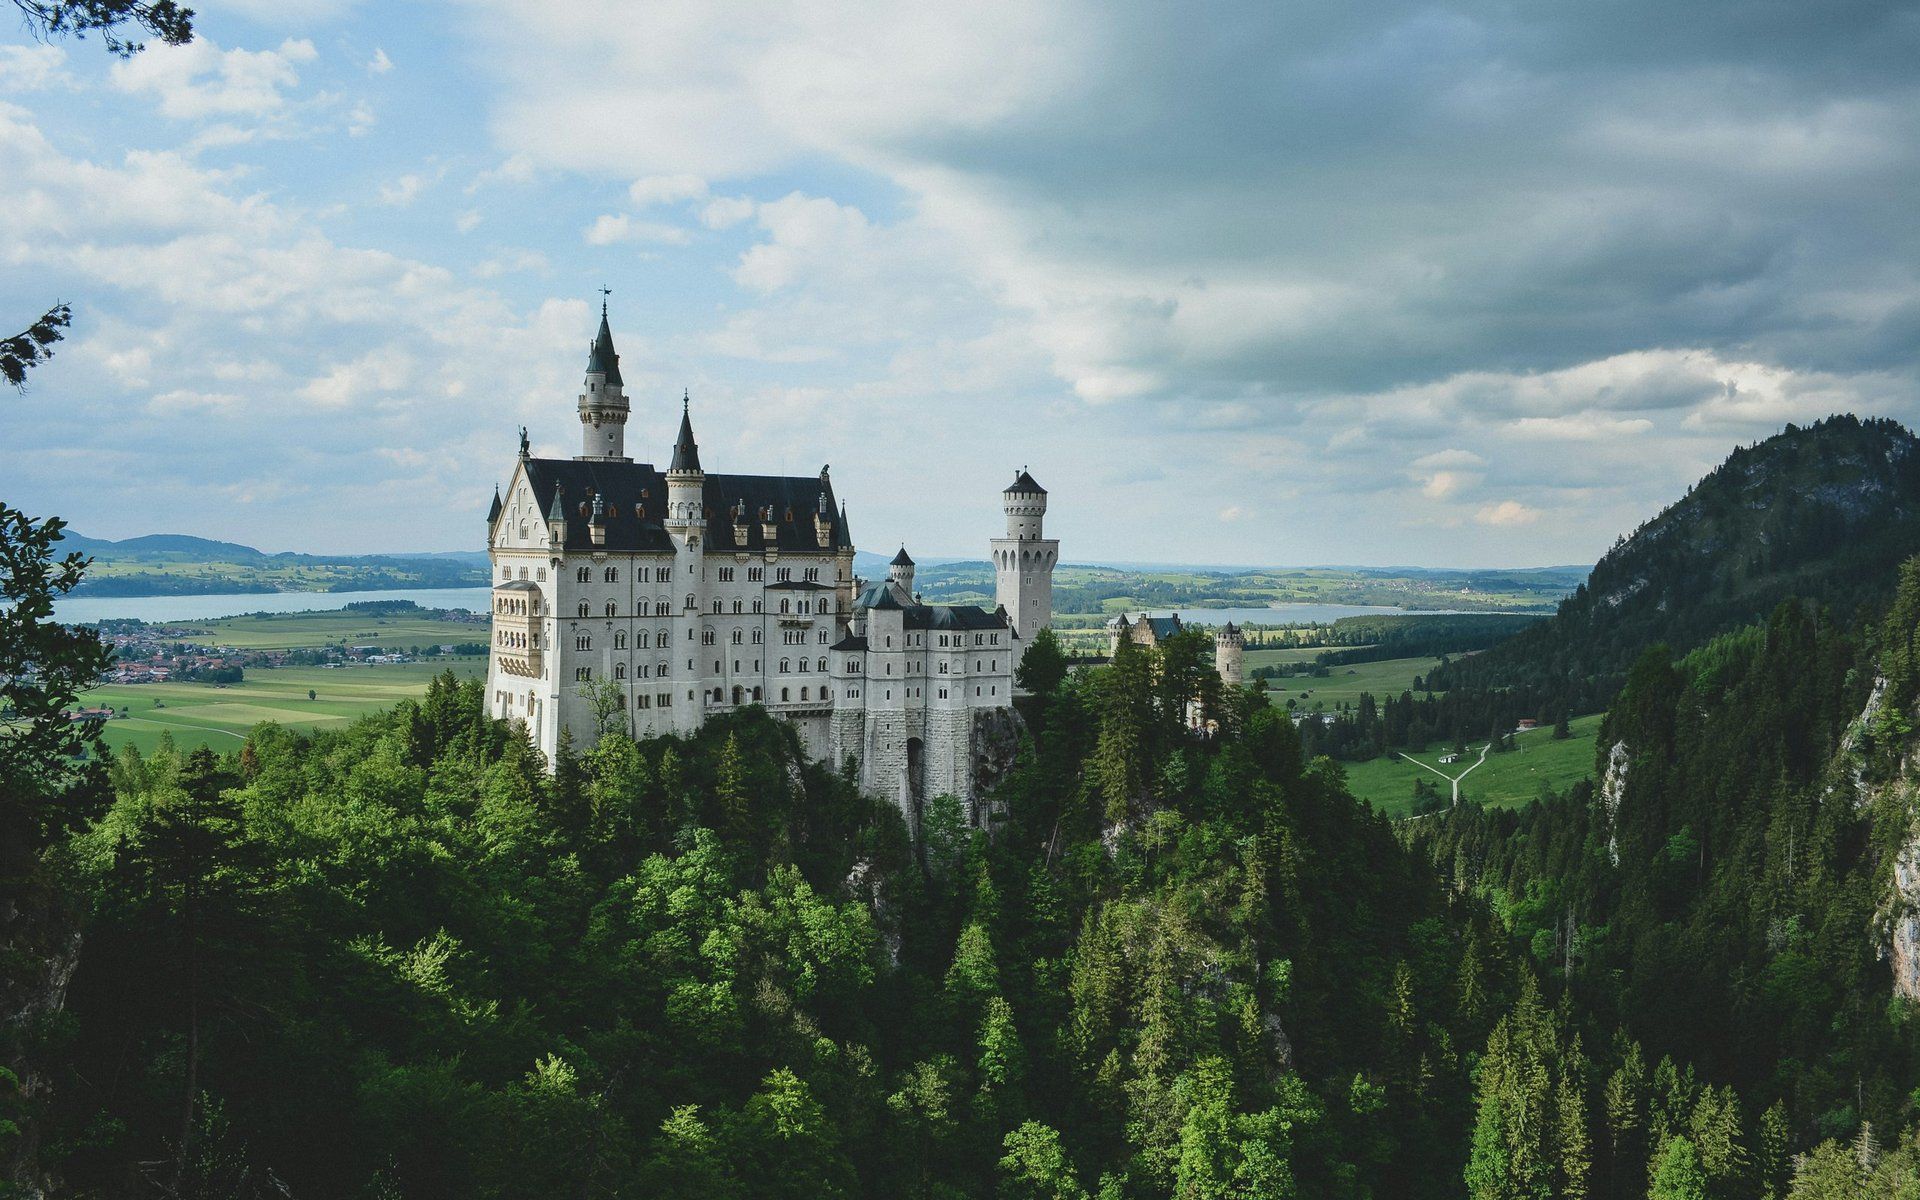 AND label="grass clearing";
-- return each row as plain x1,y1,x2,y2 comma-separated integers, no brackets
81,660,486,756
1254,655,1447,708
1342,713,1606,818
150,610,485,650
